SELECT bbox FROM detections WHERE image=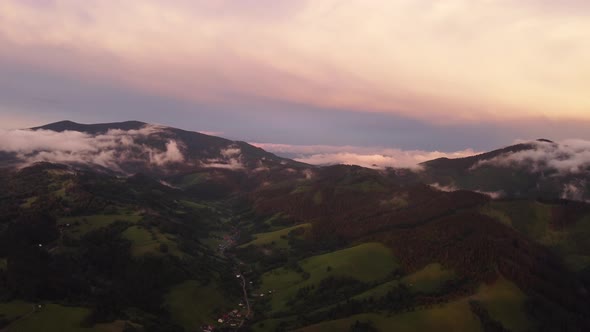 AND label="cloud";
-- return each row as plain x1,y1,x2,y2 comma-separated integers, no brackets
198,130,225,137
475,139,590,175
431,182,504,199
561,181,588,202
149,140,184,166
220,147,241,158
0,0,589,125
0,125,185,170
474,190,504,199
252,142,477,169
200,146,244,170
430,183,458,192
